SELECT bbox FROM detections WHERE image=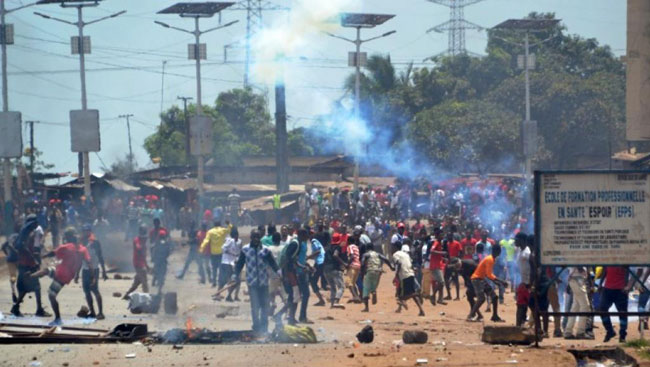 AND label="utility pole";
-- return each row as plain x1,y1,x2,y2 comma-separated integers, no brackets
35,1,126,199
177,96,193,164
275,63,288,193
0,0,36,235
27,120,35,175
326,13,396,192
118,114,134,172
156,2,238,216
